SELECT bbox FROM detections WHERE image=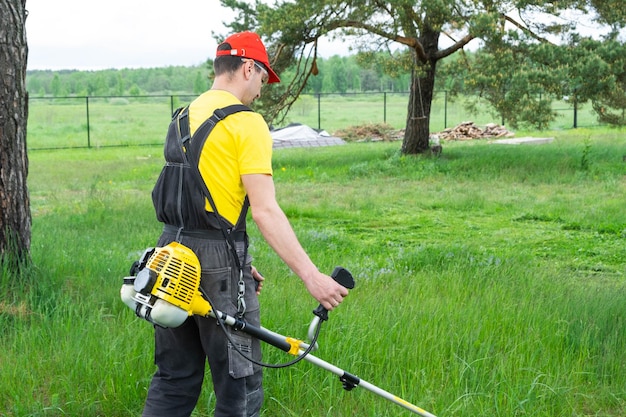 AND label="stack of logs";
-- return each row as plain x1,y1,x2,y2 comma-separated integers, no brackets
434,122,514,140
